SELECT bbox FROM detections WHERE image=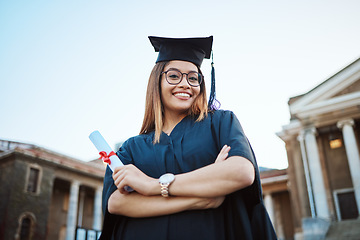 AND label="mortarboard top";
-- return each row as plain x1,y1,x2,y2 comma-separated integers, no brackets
148,36,213,67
